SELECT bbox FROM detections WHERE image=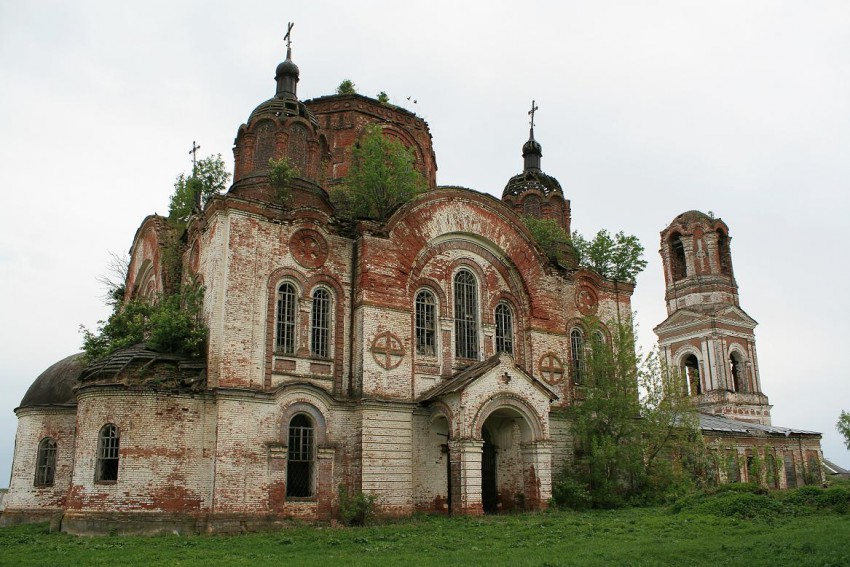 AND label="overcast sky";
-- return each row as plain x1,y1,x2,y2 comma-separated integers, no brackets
1,1,848,486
